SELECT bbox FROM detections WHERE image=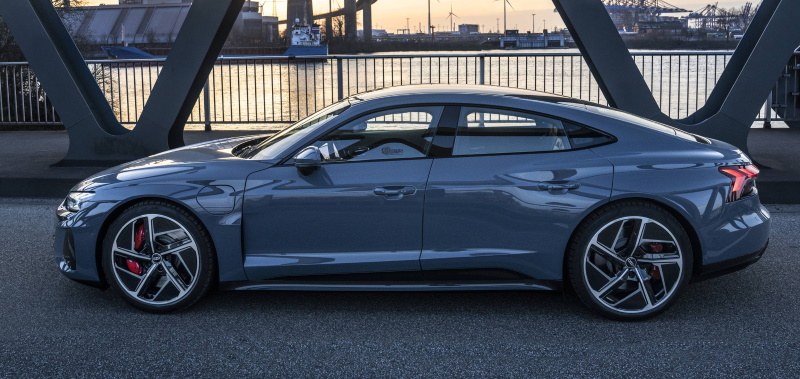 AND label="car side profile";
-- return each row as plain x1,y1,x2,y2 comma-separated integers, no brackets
55,85,770,320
